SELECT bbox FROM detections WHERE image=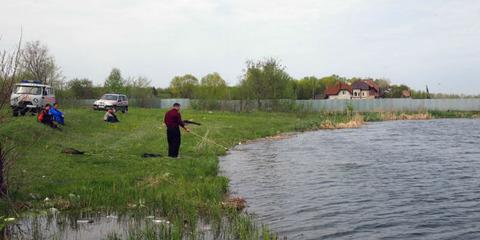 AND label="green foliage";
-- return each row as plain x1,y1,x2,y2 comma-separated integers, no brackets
193,73,228,110
124,76,154,107
429,110,480,118
295,76,321,99
293,75,344,99
104,68,125,93
226,86,242,100
198,72,227,100
374,79,391,92
346,101,354,115
239,58,294,102
361,112,385,122
321,75,347,86
384,84,410,98
411,90,430,99
151,87,158,97
67,78,95,99
169,74,199,98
